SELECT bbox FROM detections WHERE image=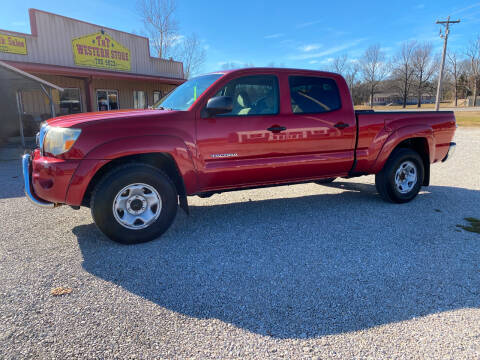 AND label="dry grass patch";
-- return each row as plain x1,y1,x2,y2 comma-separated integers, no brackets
454,112,480,127
51,286,73,296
